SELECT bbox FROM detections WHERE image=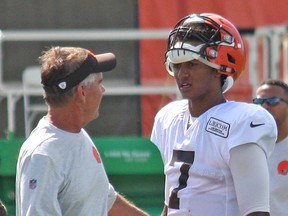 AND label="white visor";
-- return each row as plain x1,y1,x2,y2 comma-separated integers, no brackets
166,43,203,64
